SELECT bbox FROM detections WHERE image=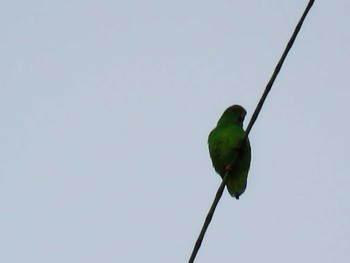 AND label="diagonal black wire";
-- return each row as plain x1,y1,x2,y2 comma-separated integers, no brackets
189,1,315,262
